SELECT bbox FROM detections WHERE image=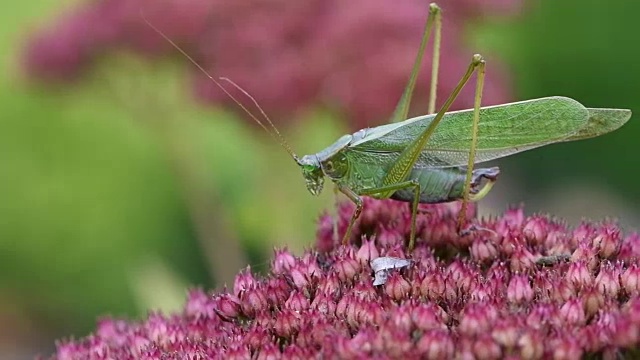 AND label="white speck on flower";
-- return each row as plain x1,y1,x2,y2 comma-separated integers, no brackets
370,257,412,286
